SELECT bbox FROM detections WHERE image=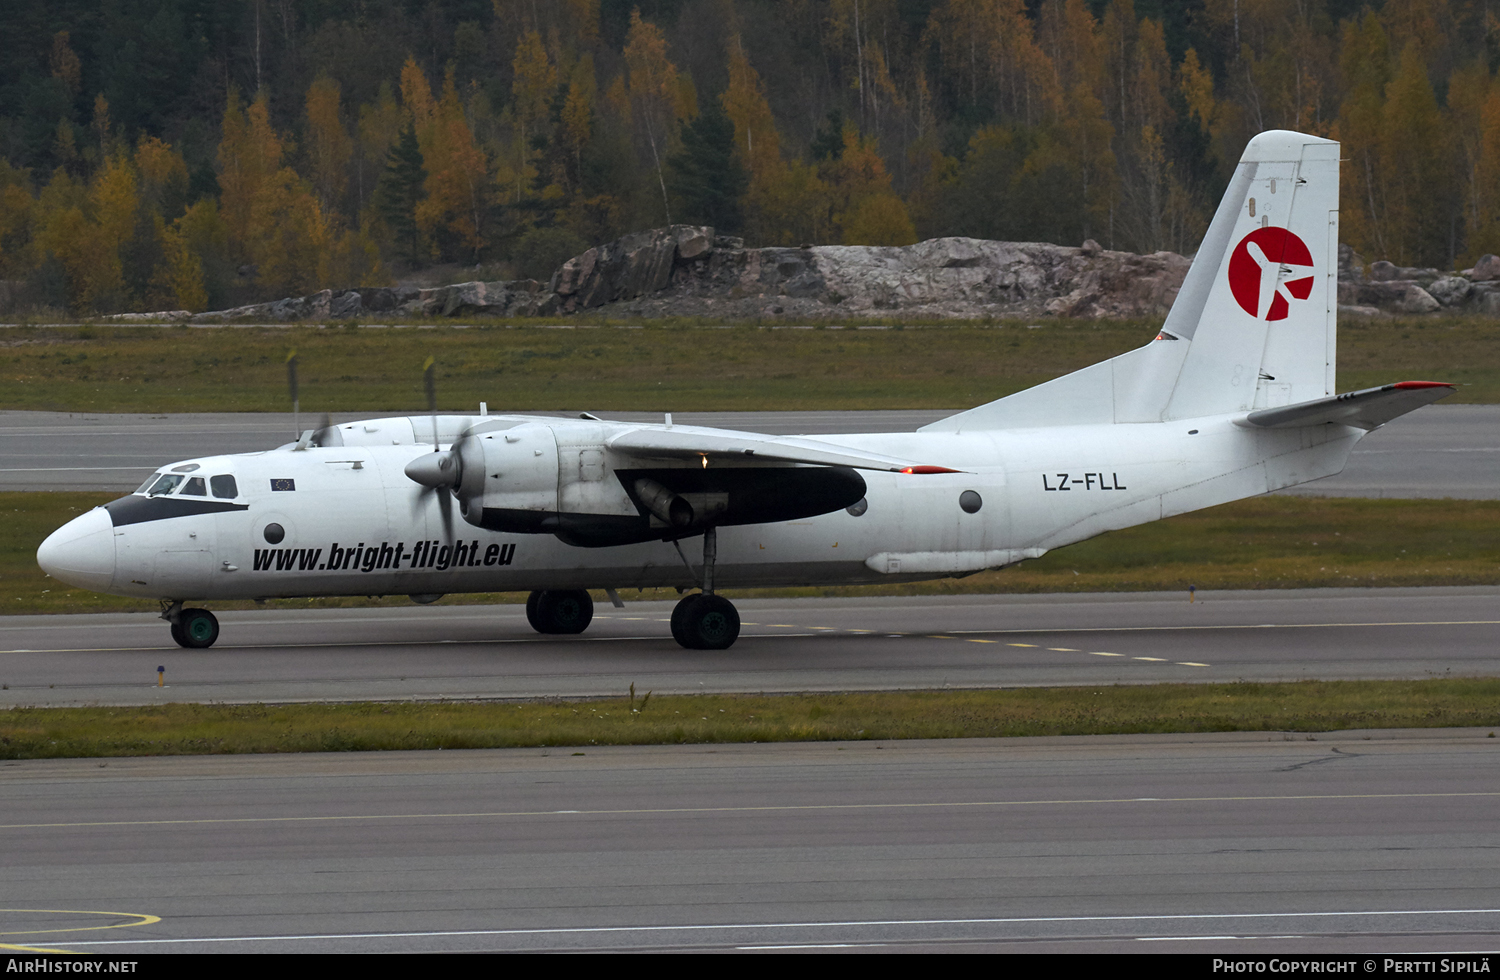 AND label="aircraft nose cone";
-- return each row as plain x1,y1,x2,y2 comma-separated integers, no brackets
37,507,115,592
